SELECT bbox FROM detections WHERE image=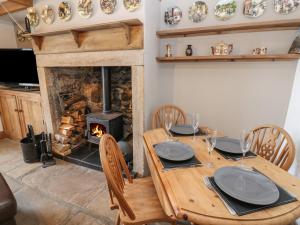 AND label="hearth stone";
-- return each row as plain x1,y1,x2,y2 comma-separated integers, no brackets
56,143,102,171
